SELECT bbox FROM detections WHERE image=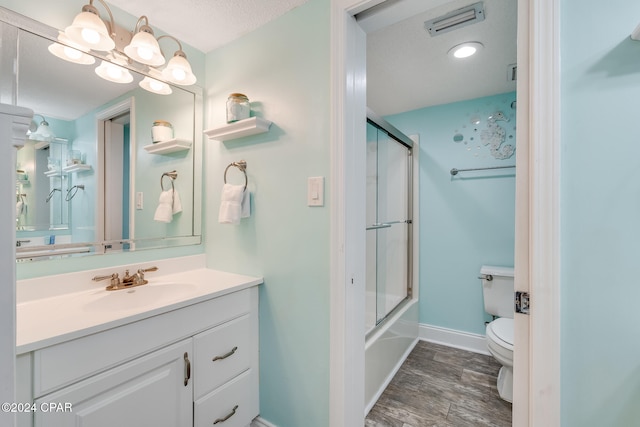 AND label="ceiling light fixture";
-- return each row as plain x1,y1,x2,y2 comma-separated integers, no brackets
448,42,483,59
59,0,196,88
